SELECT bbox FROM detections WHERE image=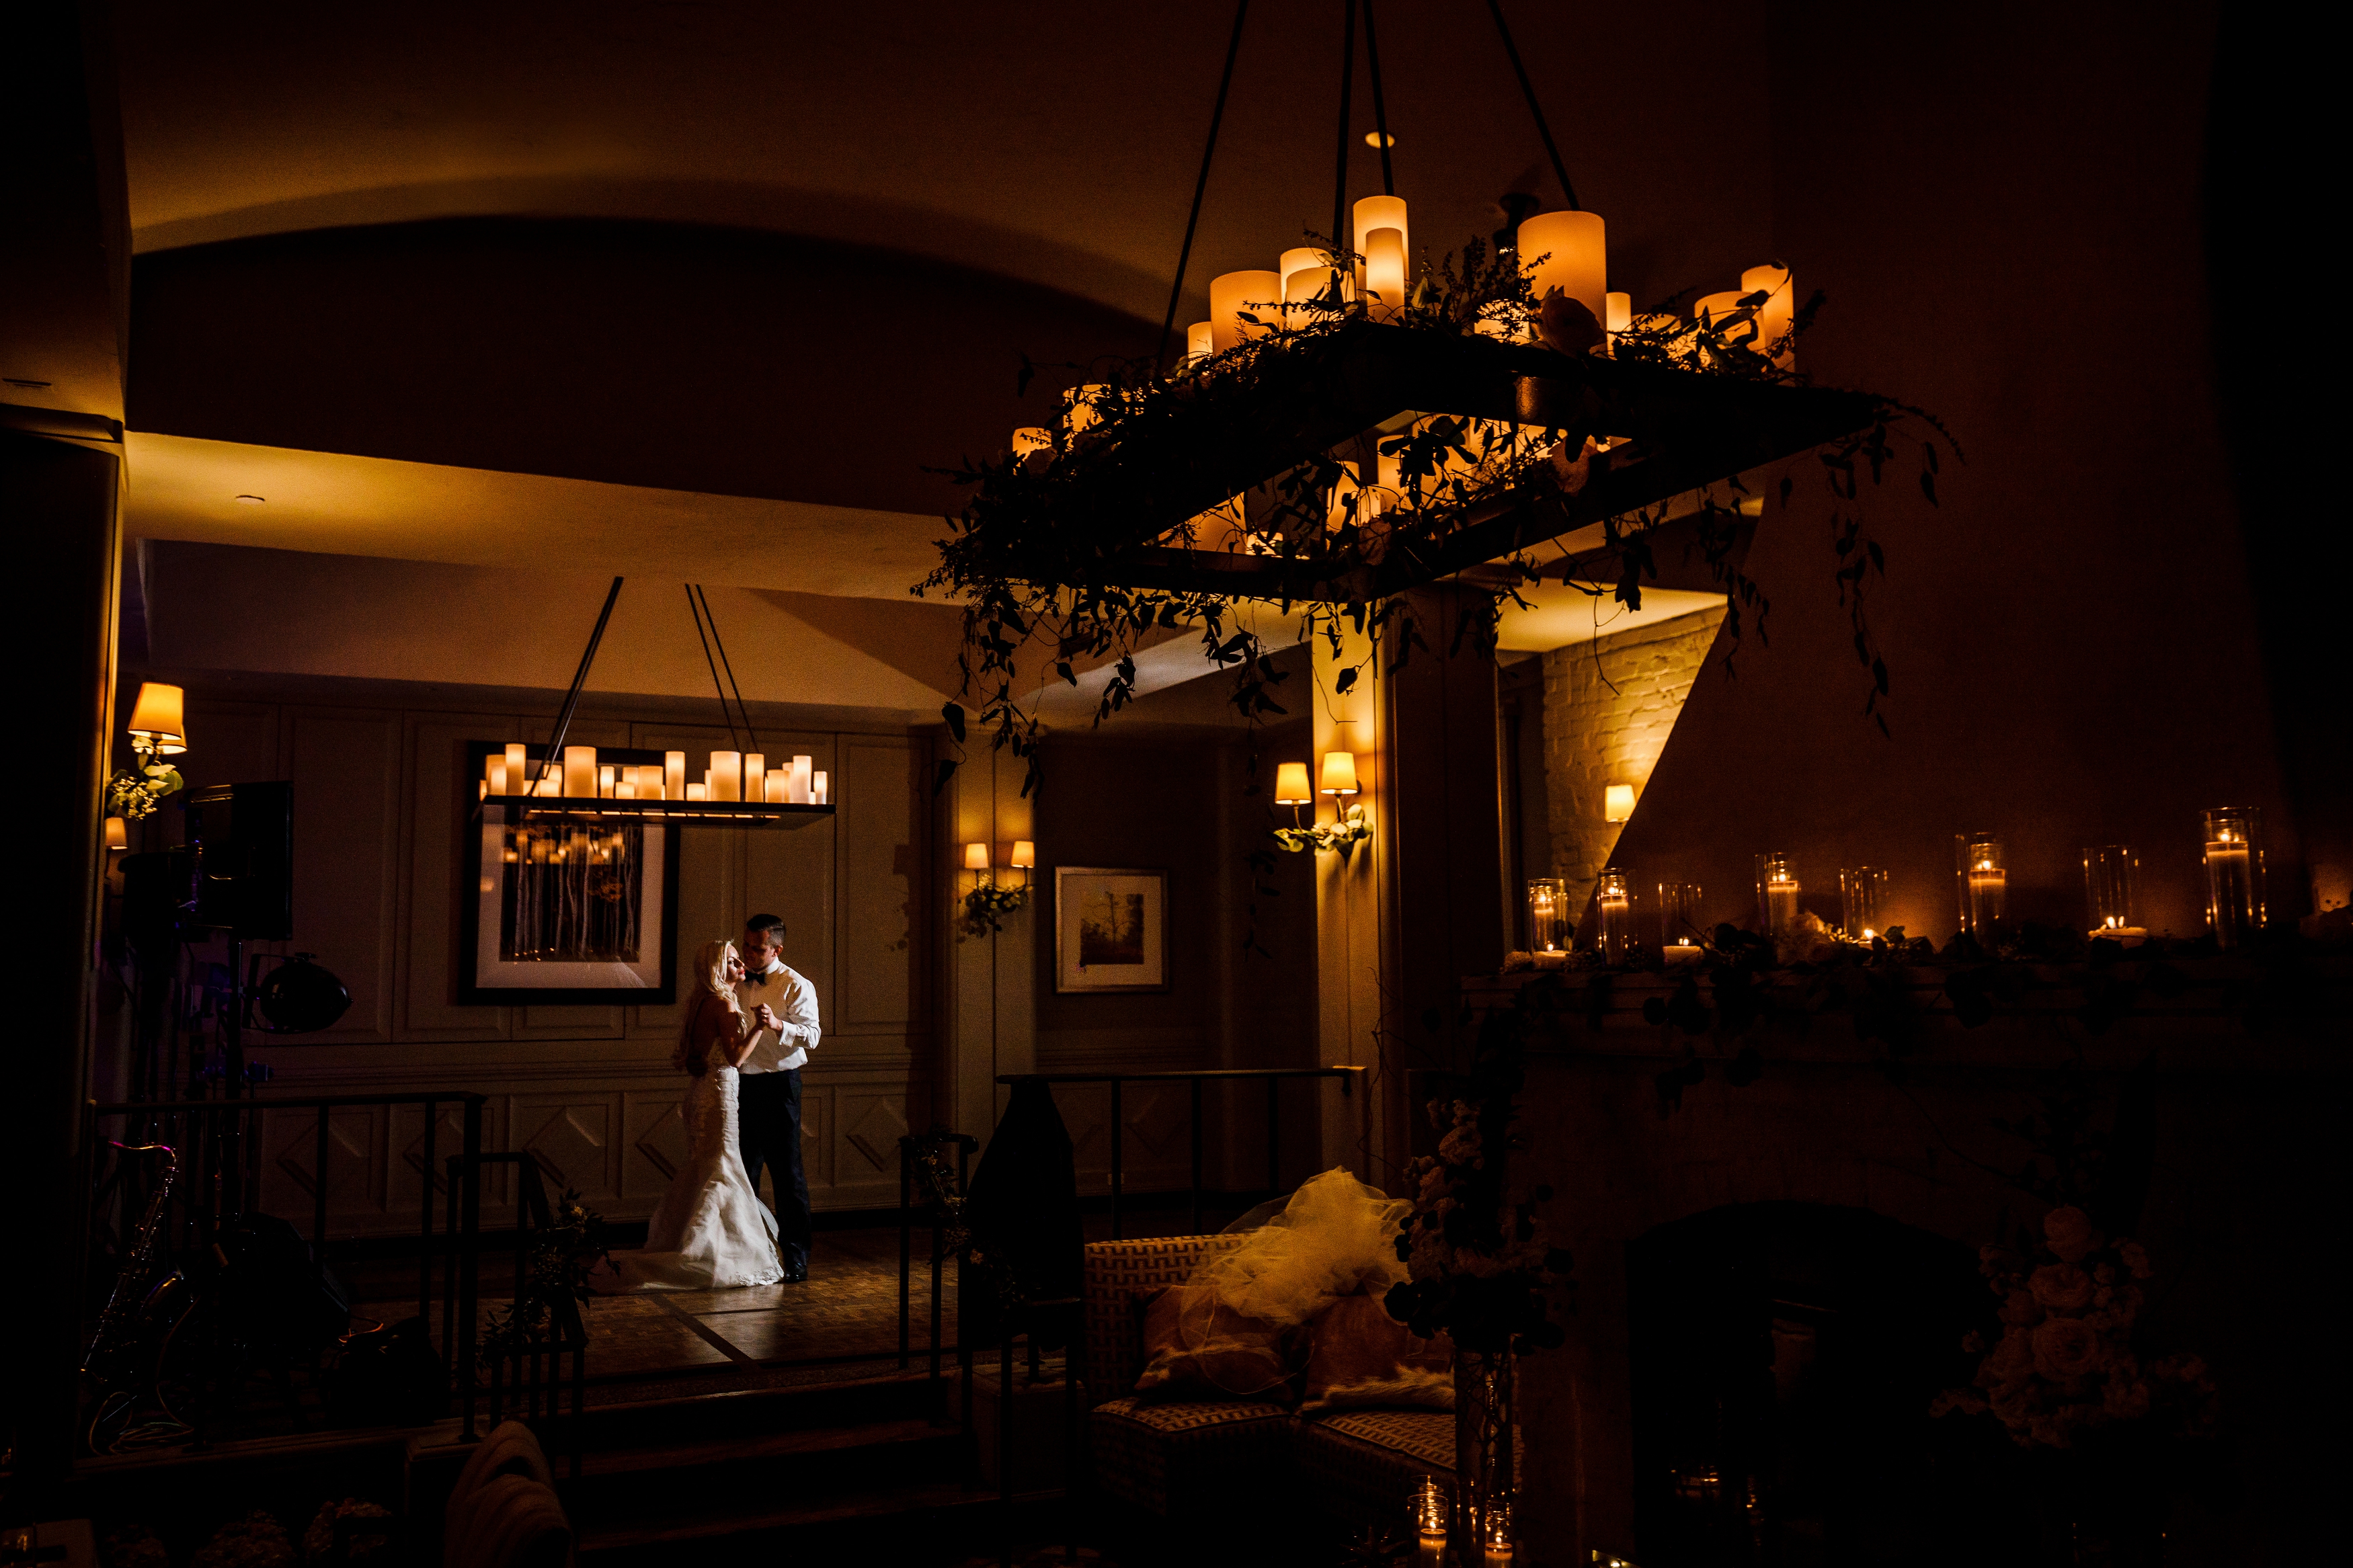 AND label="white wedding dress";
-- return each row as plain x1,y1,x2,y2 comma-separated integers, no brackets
610,1045,785,1290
